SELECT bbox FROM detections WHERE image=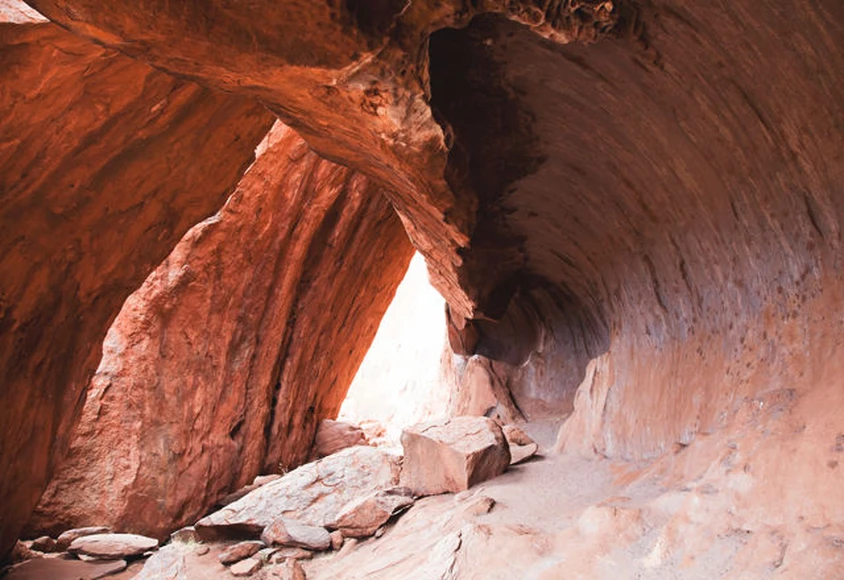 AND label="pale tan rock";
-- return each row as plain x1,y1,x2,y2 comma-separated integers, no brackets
502,424,539,465
313,420,367,458
461,495,496,517
502,425,534,447
330,488,415,538
68,533,158,559
56,527,110,551
196,446,401,539
261,519,330,551
253,474,282,486
131,543,191,579
230,557,262,576
329,530,344,551
400,417,511,496
336,537,358,558
219,541,264,565
170,526,201,544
